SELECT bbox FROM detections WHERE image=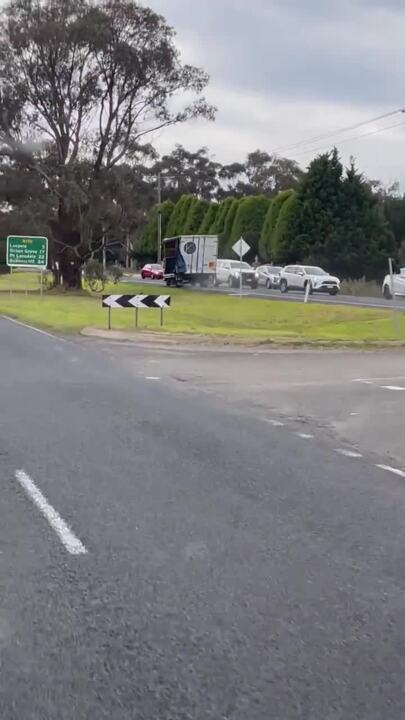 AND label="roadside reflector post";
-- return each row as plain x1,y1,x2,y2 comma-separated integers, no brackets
239,238,243,298
304,281,311,303
389,257,400,337
108,306,111,330
160,307,164,327
389,257,394,298
135,307,139,329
